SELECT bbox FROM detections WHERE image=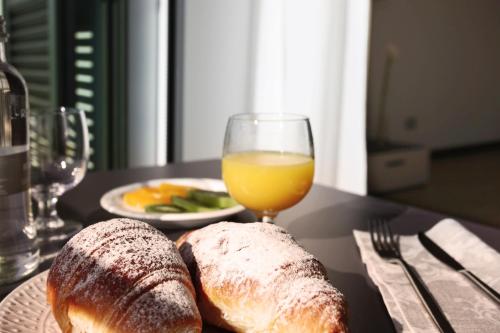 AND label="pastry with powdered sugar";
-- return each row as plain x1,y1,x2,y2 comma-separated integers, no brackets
177,221,348,333
47,218,201,333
